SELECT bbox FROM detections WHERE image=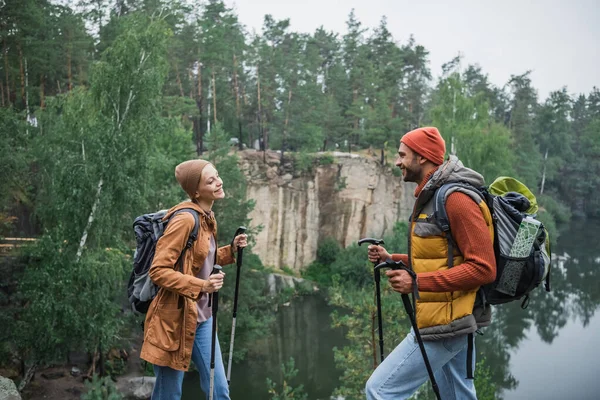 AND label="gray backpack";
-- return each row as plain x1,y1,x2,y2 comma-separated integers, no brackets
127,208,199,314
